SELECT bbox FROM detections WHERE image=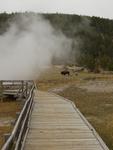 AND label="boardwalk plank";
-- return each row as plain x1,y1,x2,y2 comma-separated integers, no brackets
23,91,109,150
